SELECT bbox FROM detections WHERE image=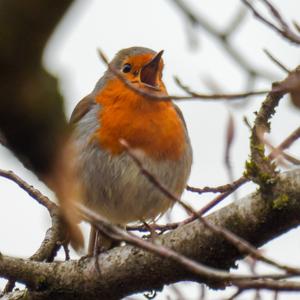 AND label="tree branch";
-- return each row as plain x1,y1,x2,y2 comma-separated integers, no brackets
0,169,67,294
1,169,300,299
97,49,268,102
242,0,300,45
170,0,275,80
